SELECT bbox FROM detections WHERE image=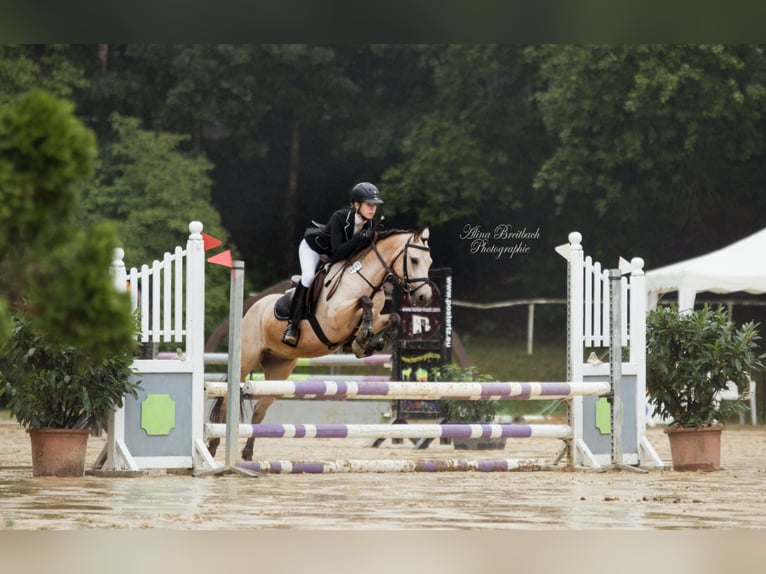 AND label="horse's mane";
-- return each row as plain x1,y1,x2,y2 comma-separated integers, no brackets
376,227,427,240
